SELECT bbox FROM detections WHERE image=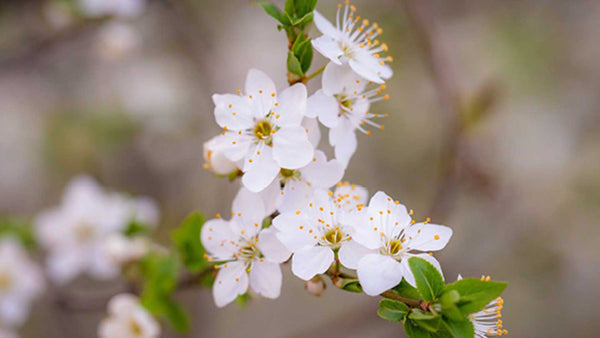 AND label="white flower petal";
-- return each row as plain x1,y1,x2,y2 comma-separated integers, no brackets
257,227,291,263
312,36,343,65
213,261,249,308
278,179,314,214
272,126,314,169
241,146,280,192
107,293,139,316
213,94,254,130
232,186,267,228
258,179,282,216
273,83,307,127
329,124,357,168
404,223,453,252
245,69,276,117
367,191,411,237
306,89,340,128
201,219,237,260
249,260,282,299
302,117,321,148
272,213,318,251
313,10,341,38
211,132,253,162
46,249,85,284
300,150,344,188
357,253,403,296
291,246,334,281
338,240,374,270
322,62,367,96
